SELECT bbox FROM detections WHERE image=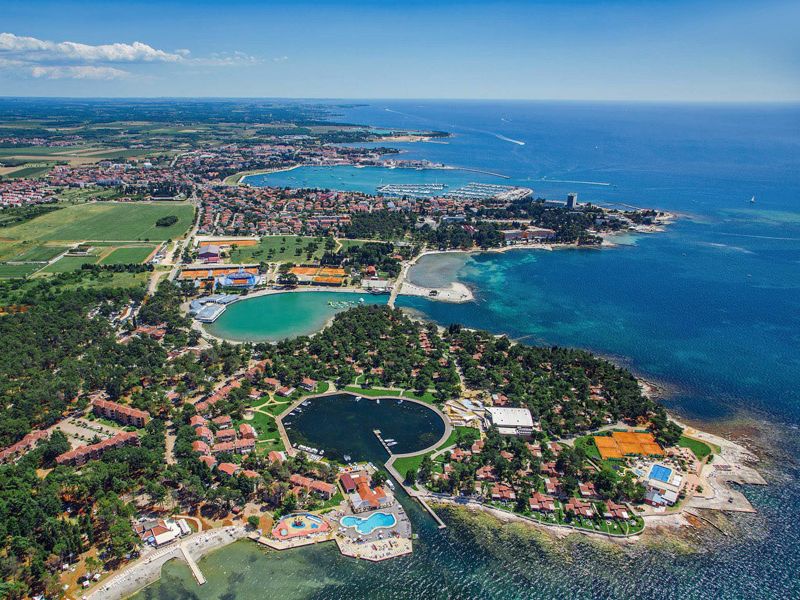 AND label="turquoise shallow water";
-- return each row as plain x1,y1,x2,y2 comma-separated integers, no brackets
137,101,800,599
204,292,386,342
